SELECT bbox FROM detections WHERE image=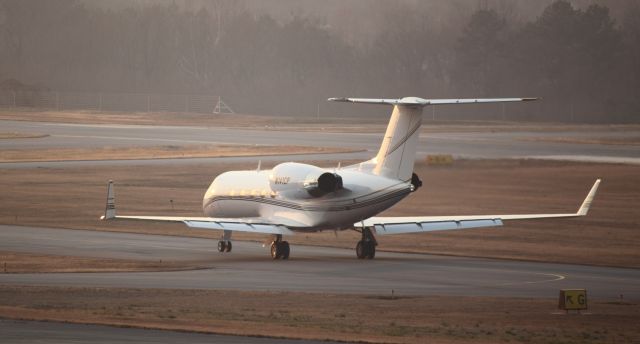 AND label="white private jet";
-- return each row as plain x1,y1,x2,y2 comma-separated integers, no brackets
101,97,600,259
